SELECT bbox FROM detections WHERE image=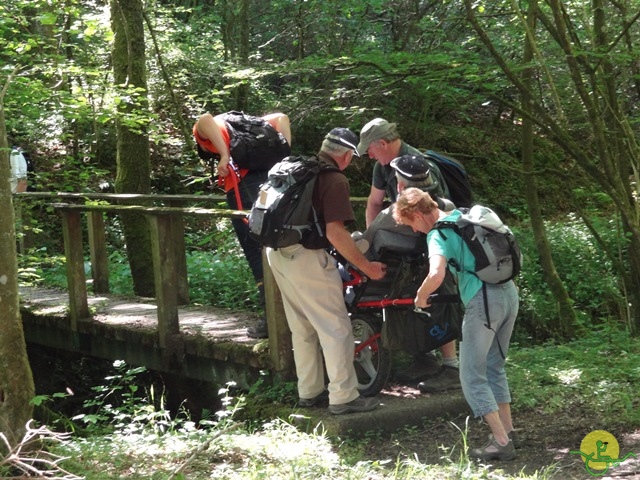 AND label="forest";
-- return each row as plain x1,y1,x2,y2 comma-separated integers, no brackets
1,0,640,478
